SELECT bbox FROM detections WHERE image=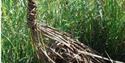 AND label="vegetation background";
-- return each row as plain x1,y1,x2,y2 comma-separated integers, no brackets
2,0,125,63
